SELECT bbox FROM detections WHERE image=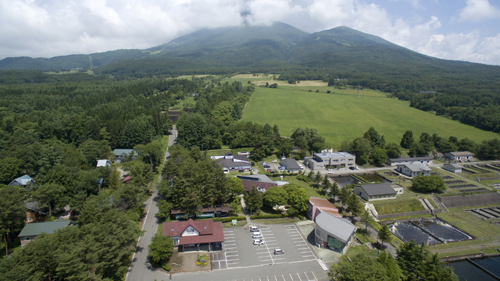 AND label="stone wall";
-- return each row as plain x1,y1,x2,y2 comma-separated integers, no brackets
437,192,500,209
